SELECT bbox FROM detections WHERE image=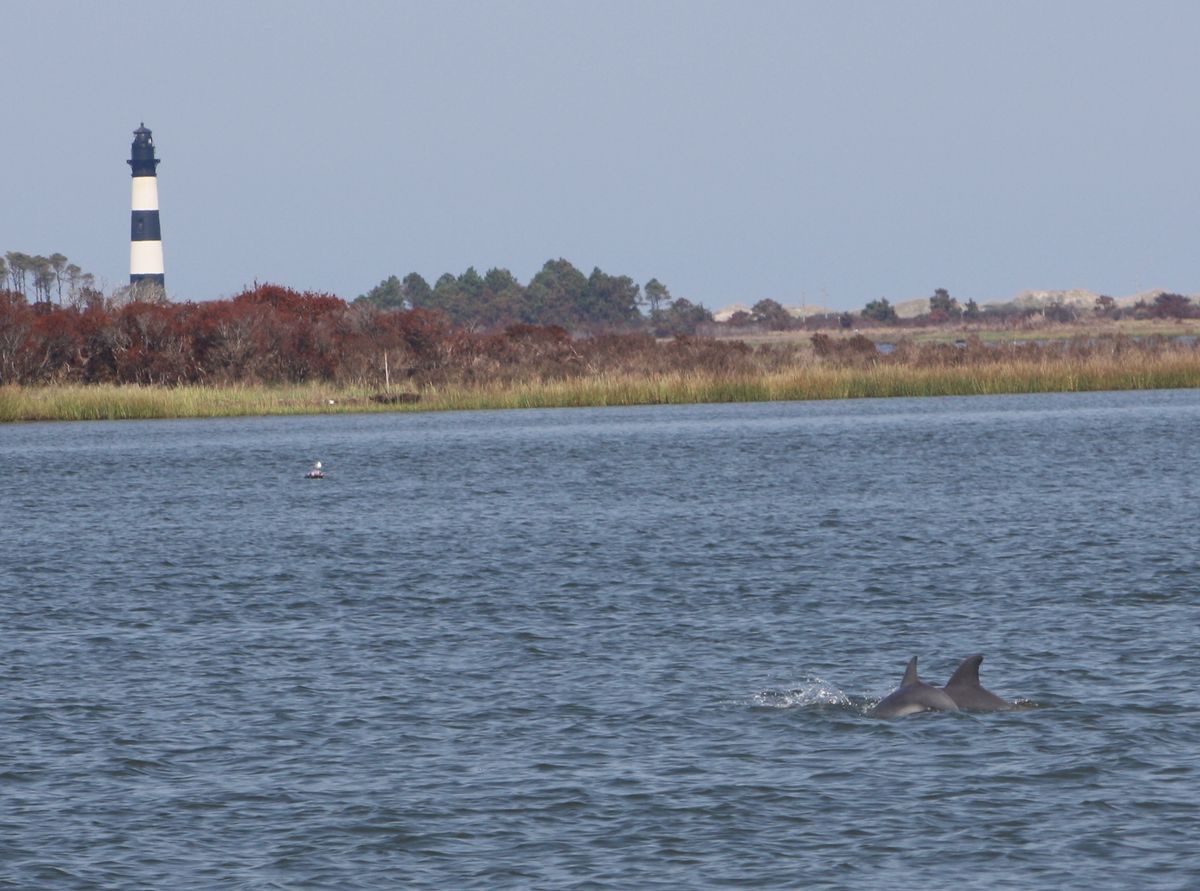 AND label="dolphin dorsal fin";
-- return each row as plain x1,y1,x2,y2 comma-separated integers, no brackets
901,656,919,686
946,654,984,689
